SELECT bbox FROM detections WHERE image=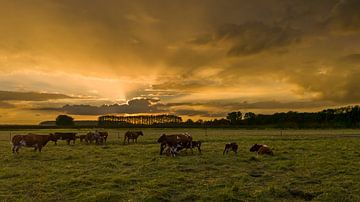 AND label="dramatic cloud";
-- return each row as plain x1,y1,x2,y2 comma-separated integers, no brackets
325,0,360,33
0,101,15,108
0,0,359,123
192,22,301,56
35,98,166,115
0,90,74,101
